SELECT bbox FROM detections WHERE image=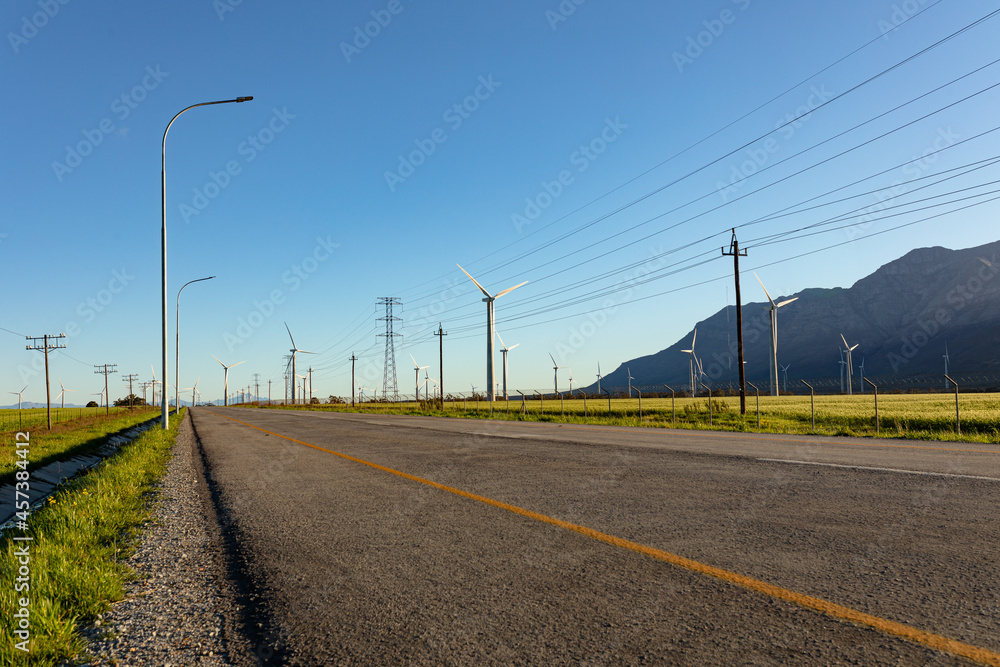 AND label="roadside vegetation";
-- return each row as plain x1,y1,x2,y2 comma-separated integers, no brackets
0,410,182,666
0,408,159,483
256,393,1000,443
